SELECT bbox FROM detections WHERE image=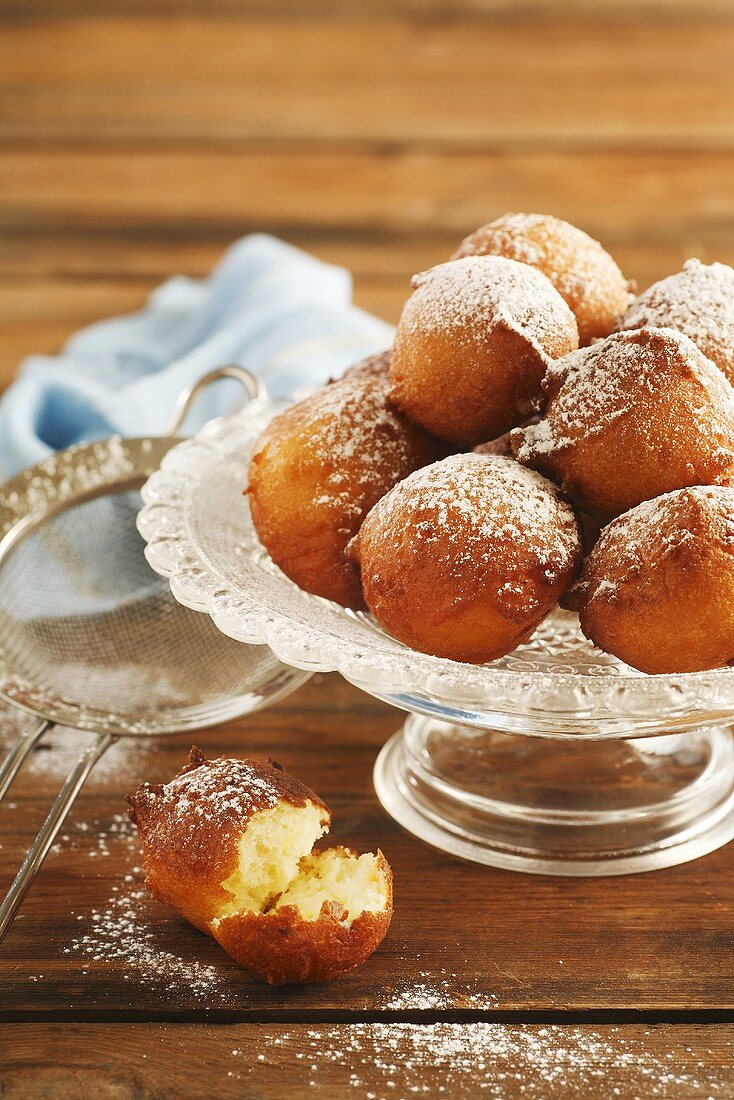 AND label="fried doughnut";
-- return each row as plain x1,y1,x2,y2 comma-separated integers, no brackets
474,416,540,459
574,487,734,674
618,258,734,385
128,748,393,985
247,354,439,608
347,453,581,664
453,213,633,345
389,256,578,446
512,327,734,523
